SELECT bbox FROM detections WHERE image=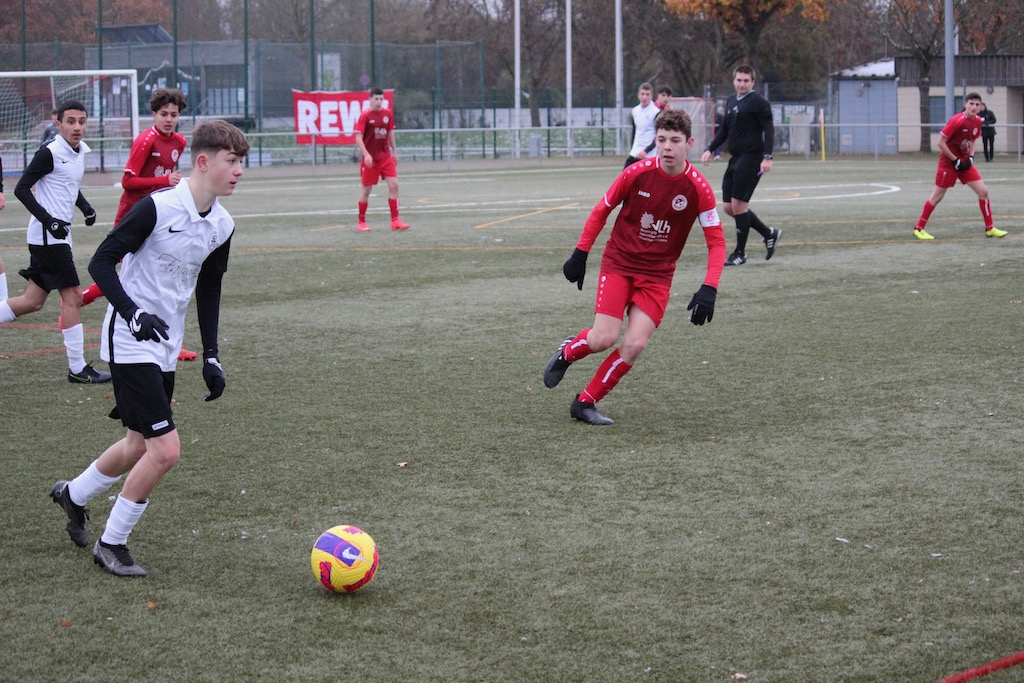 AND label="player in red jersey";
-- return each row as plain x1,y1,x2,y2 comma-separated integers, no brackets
354,87,409,232
78,88,199,360
914,92,1006,240
543,109,726,425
